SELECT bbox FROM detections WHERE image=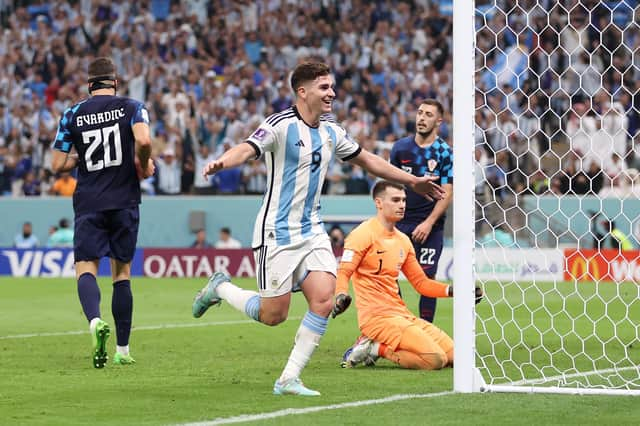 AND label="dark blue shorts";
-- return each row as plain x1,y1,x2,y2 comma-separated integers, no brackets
74,207,140,263
396,224,444,278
